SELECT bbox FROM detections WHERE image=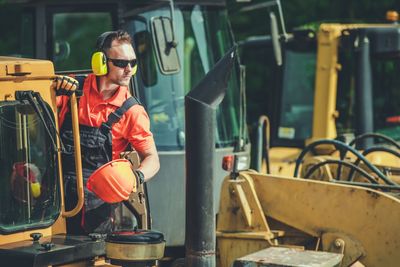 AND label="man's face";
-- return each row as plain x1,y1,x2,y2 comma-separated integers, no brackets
105,40,136,87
